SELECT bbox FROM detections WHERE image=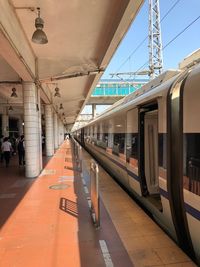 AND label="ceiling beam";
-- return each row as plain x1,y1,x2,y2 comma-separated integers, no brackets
0,0,36,81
